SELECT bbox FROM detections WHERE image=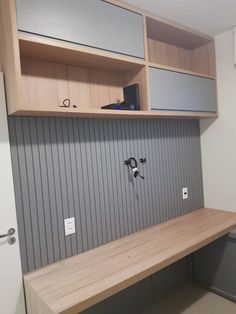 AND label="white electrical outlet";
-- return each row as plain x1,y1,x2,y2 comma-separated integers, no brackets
182,187,188,200
64,217,76,236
